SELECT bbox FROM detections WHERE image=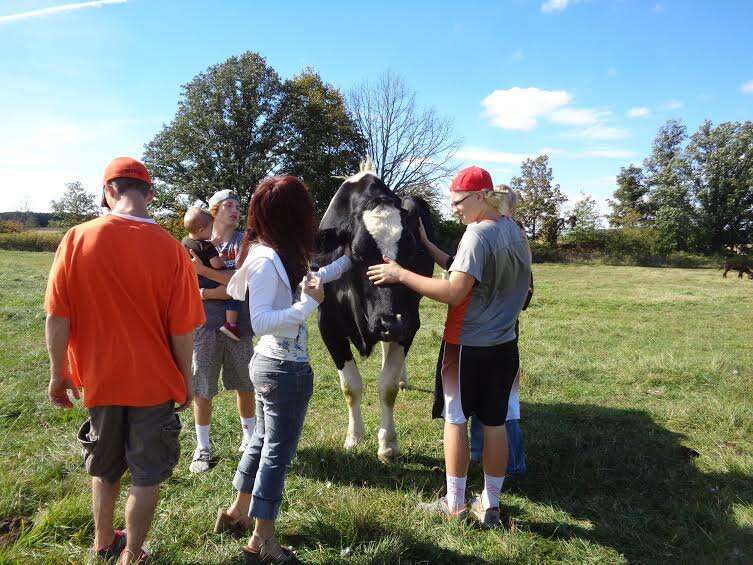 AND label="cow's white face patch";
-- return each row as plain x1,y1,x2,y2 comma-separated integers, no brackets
362,204,402,260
